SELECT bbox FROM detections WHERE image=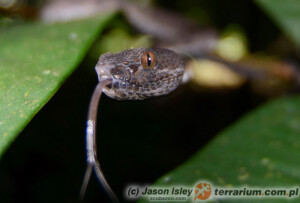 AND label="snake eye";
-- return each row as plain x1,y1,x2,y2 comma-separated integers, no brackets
141,51,157,69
